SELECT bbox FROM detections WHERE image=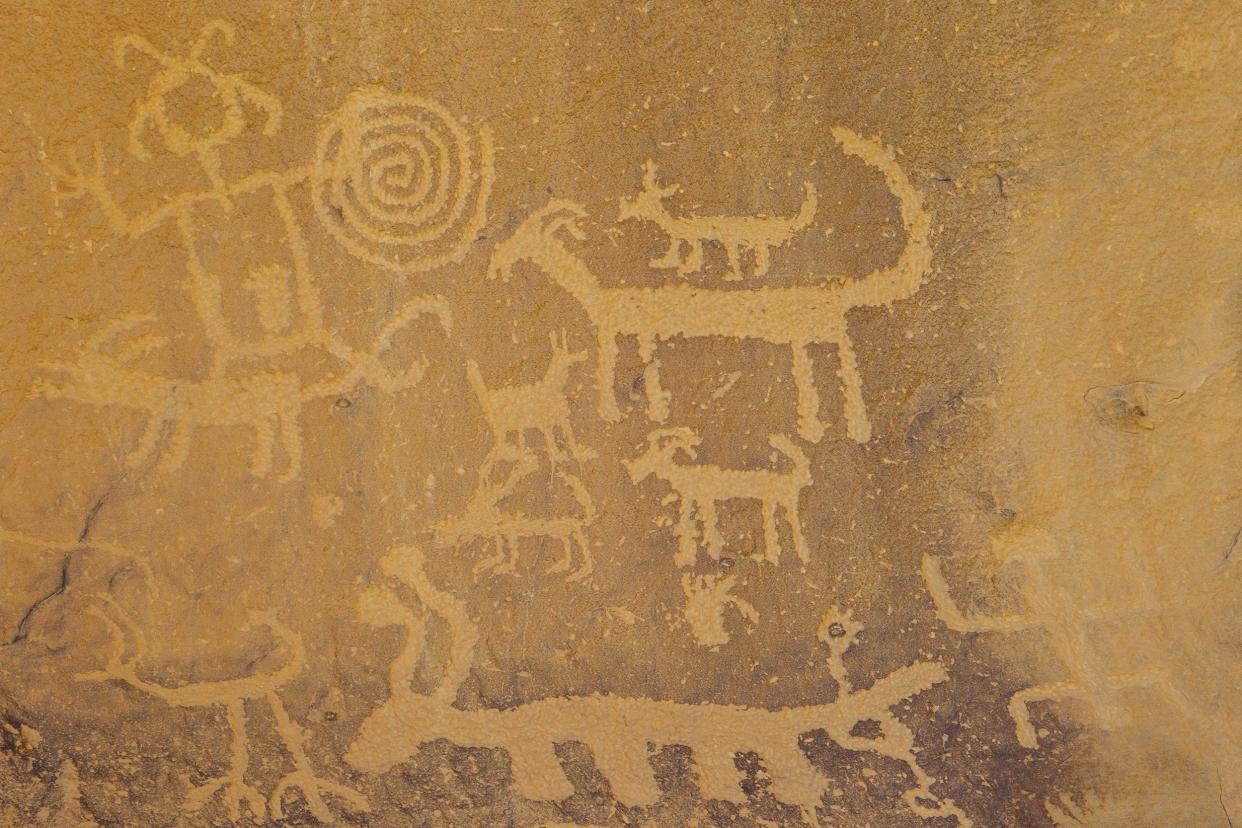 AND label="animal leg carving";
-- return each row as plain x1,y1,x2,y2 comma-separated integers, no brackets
692,746,747,803
597,330,621,422
268,693,370,823
127,413,168,468
184,700,266,822
791,345,825,444
590,738,661,806
508,740,574,802
836,334,871,443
